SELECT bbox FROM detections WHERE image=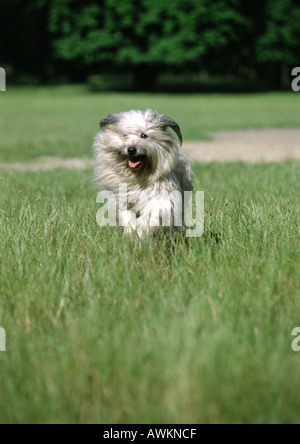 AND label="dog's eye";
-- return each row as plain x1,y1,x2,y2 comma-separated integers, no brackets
141,133,148,139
